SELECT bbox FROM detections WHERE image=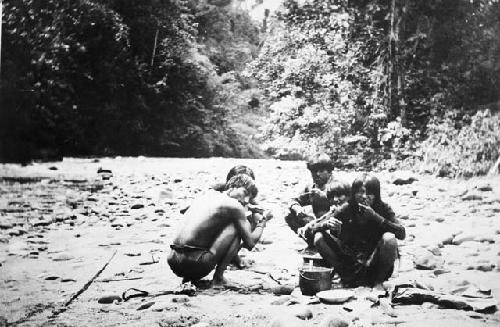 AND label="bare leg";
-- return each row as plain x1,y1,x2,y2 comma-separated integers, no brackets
313,232,344,270
209,224,242,285
371,232,398,285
